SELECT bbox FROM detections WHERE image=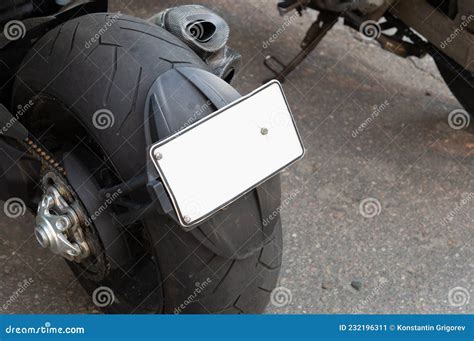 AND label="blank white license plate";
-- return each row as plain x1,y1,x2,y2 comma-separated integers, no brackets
149,80,304,228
